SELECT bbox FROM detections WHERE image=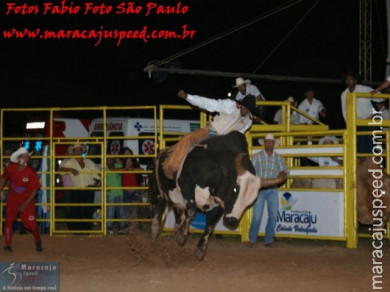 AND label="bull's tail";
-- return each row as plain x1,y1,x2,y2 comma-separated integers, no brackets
149,155,167,242
234,152,247,176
